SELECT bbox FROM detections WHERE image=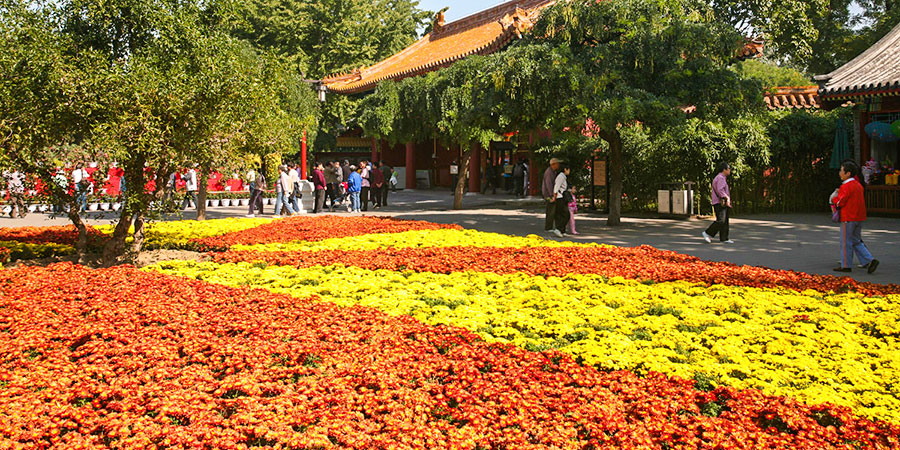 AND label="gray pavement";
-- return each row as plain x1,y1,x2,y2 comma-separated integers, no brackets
3,189,898,283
